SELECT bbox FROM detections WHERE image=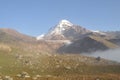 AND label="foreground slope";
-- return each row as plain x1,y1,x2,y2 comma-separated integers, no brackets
0,50,120,80
0,50,120,75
